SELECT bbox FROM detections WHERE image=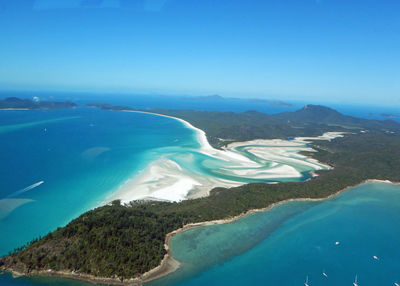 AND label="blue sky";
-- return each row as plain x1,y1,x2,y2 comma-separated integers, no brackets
0,0,399,105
